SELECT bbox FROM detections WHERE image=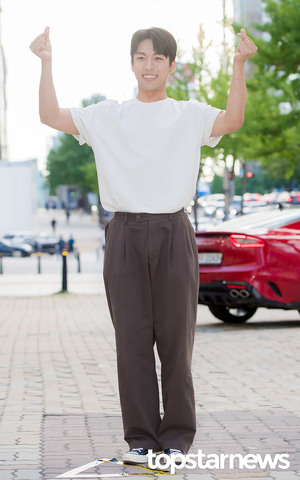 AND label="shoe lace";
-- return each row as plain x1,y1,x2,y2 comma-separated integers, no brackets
165,448,186,455
131,448,148,454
